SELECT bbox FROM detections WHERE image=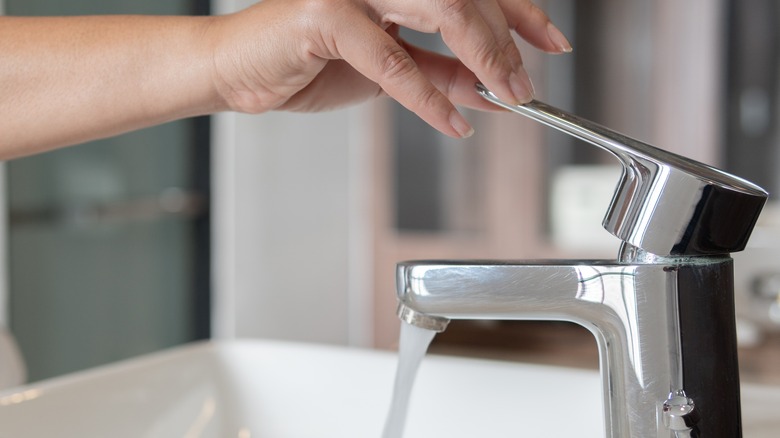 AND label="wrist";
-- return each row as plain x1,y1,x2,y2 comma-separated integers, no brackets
204,8,277,115
161,15,232,118
198,14,233,115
